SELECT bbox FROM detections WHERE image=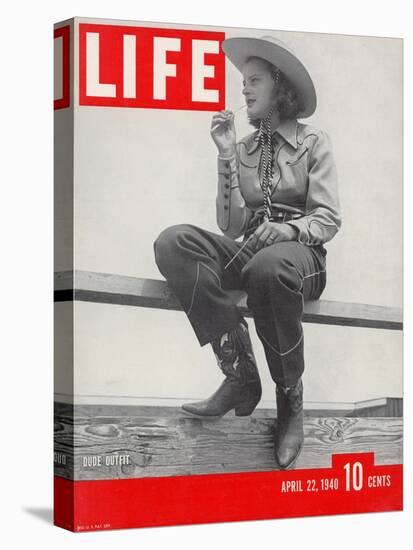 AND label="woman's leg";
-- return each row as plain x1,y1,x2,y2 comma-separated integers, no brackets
153,223,254,346
241,241,327,468
153,223,261,416
241,241,326,386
